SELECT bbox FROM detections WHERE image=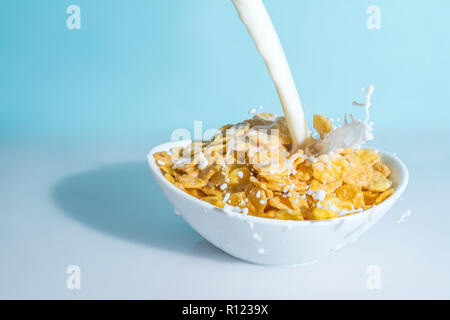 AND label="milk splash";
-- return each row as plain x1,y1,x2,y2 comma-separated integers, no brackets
321,85,375,153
